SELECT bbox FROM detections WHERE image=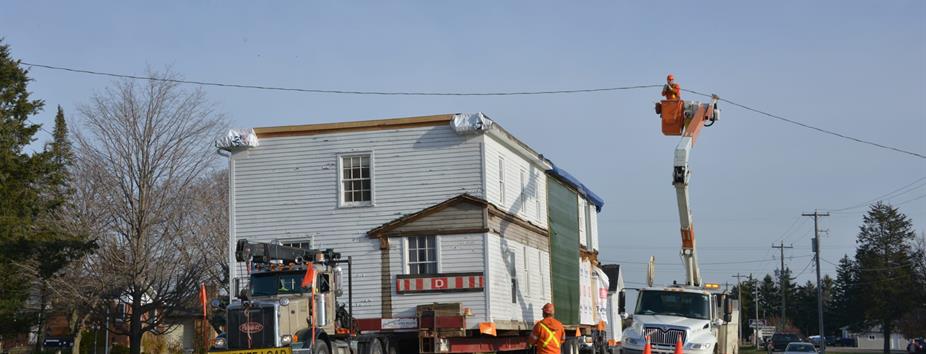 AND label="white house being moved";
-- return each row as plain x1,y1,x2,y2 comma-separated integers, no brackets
223,113,621,340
